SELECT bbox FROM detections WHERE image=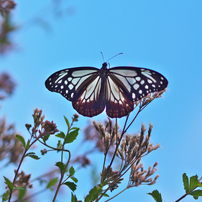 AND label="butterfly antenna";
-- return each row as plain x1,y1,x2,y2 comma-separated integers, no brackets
106,52,123,62
100,52,105,62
